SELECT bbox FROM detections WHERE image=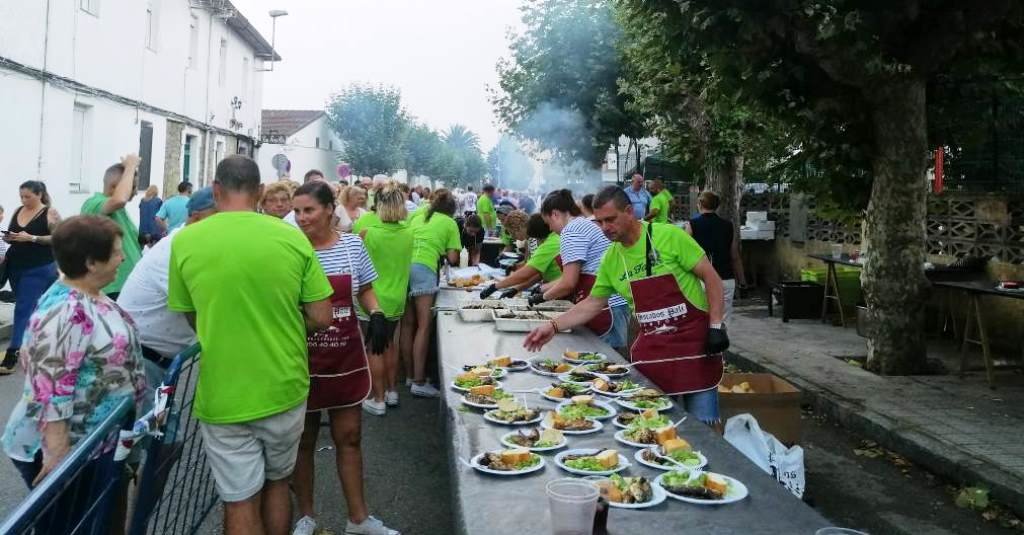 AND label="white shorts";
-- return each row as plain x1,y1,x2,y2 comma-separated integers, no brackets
199,402,307,502
723,278,736,324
